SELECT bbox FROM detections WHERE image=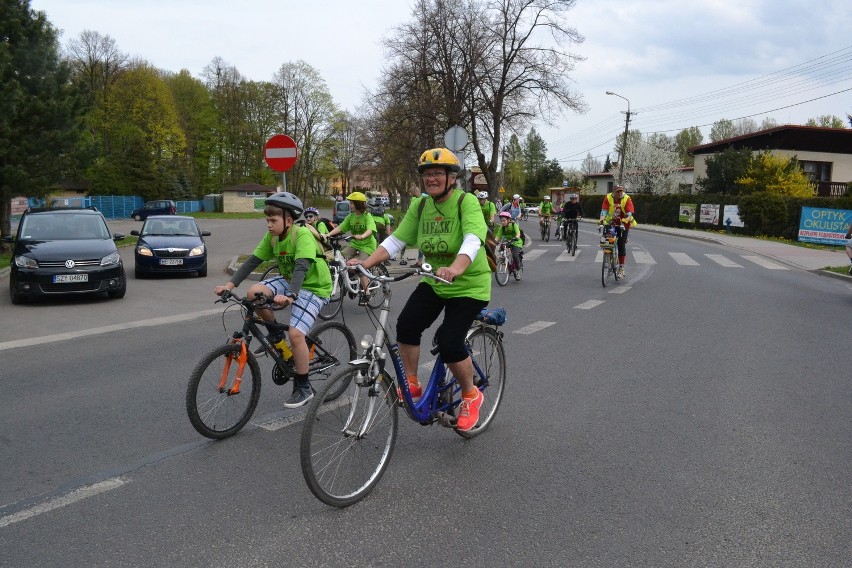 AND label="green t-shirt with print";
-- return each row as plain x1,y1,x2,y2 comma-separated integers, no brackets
395,190,491,301
338,211,377,253
494,222,523,248
540,201,554,215
252,226,332,298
